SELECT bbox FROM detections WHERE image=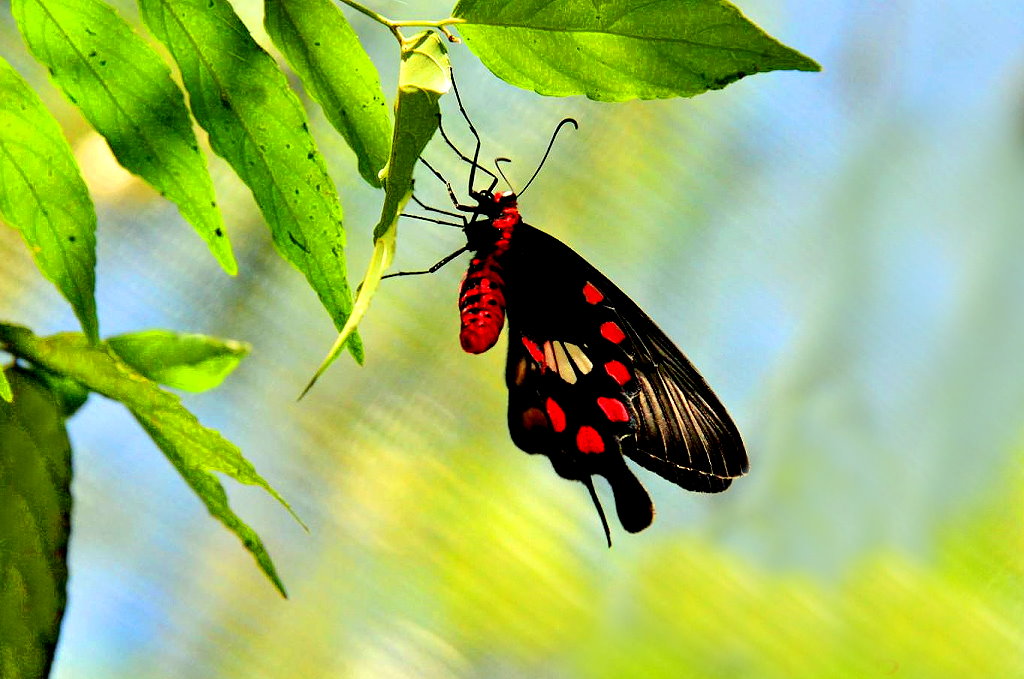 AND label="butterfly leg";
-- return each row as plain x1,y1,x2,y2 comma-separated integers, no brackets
447,70,500,195
436,112,499,192
419,157,478,211
401,194,466,228
409,194,465,224
381,246,469,280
